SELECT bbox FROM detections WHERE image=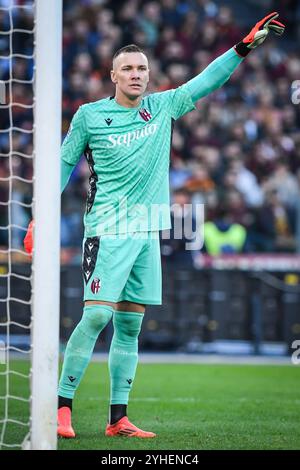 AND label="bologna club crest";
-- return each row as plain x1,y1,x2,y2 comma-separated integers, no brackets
91,277,101,294
139,108,152,122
